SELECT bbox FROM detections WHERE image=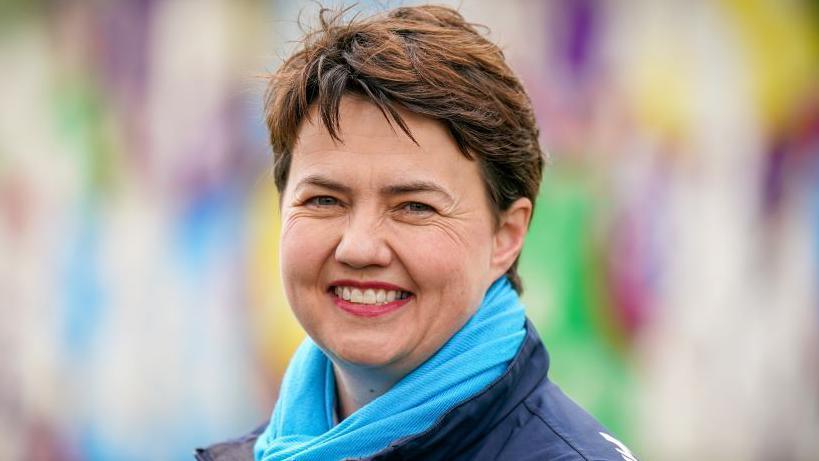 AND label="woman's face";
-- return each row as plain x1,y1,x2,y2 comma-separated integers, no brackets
280,96,510,377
